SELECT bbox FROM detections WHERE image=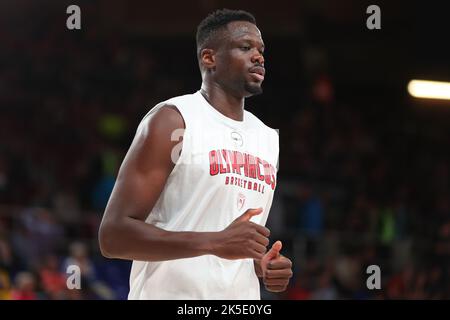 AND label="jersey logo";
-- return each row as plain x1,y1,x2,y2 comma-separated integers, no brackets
231,131,243,147
209,149,277,193
237,192,246,211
